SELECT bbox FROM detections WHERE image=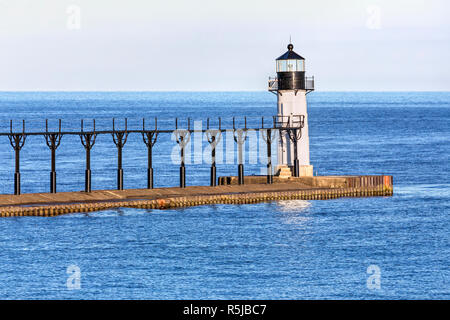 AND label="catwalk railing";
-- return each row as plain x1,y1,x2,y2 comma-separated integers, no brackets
2,116,305,195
